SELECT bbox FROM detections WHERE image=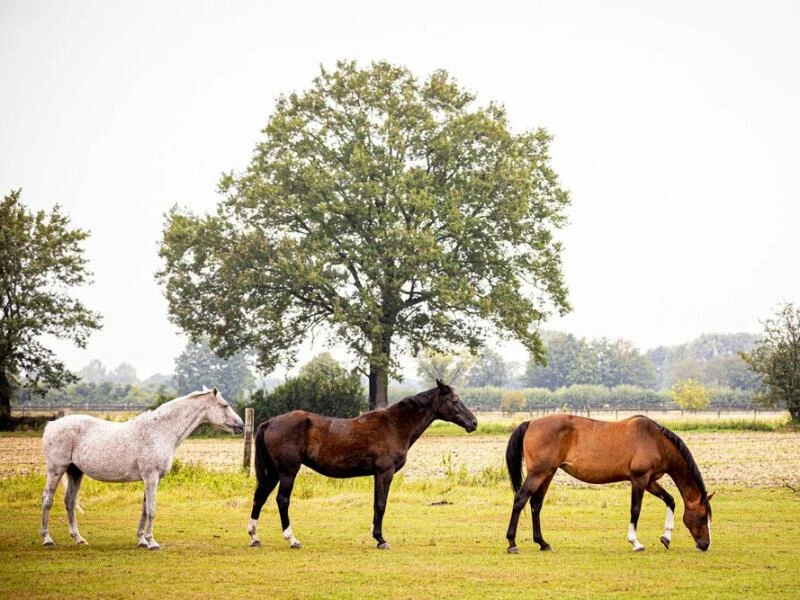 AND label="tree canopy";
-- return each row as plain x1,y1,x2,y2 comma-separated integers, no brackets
157,60,571,408
0,190,102,418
